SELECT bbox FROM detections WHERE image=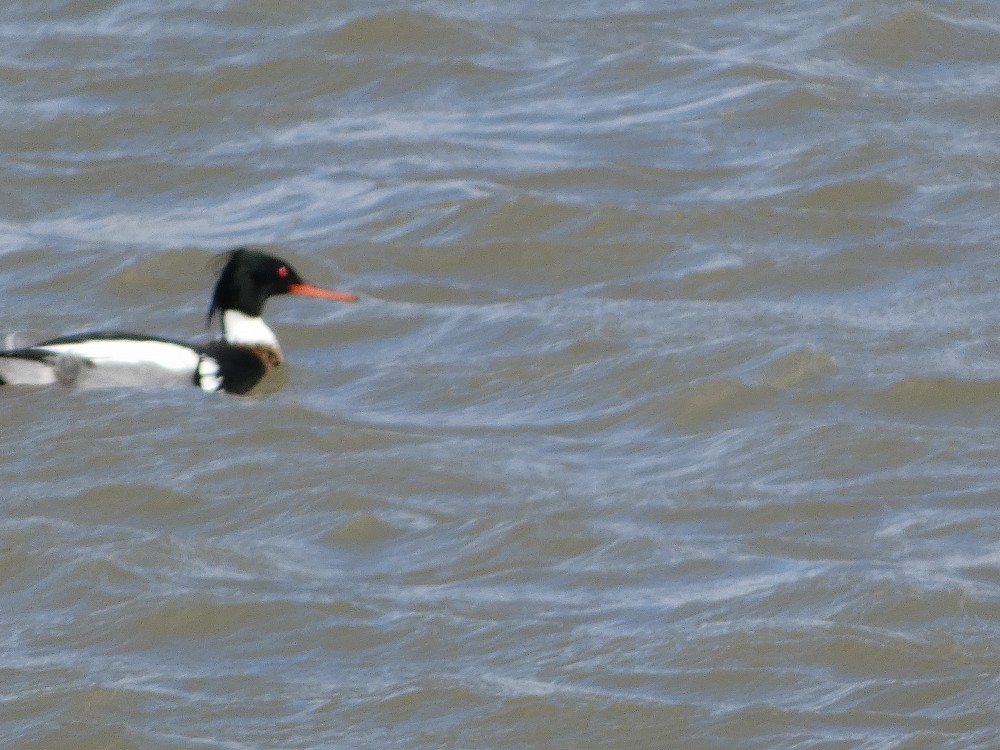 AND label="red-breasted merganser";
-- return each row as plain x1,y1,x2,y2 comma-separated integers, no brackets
0,247,358,394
